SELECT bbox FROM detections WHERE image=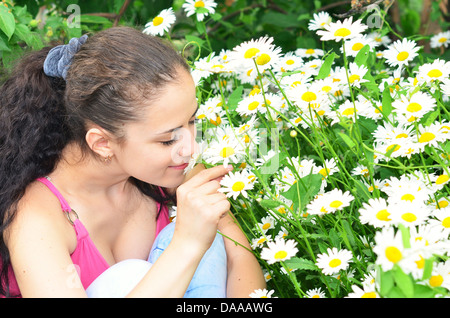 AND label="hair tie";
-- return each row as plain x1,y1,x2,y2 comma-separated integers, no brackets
43,34,88,80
